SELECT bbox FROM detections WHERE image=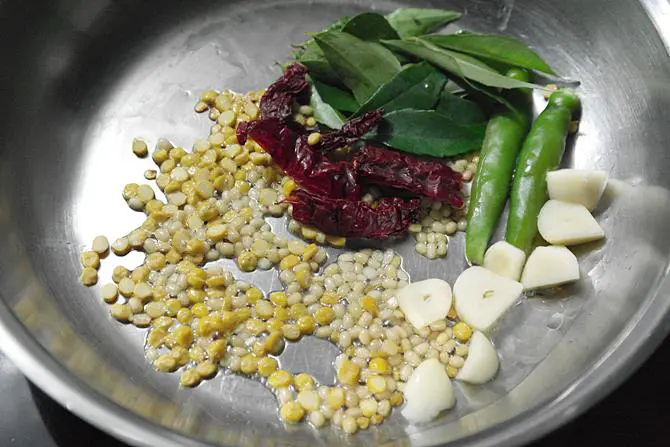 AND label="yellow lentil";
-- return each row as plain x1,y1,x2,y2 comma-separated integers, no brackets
297,315,316,335
240,354,258,375
360,296,378,317
294,373,315,391
368,358,390,375
326,387,346,409
196,361,218,379
268,370,293,388
270,292,288,307
279,255,300,271
279,401,305,423
314,307,335,325
257,357,279,377
320,292,339,305
264,331,284,355
337,360,361,385
453,322,473,342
